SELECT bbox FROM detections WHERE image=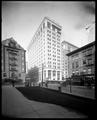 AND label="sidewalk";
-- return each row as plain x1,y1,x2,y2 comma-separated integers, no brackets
2,86,87,118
